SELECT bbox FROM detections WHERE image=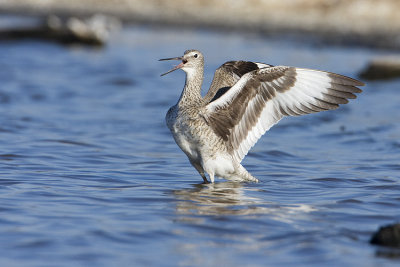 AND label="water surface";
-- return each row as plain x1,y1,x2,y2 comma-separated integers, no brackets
0,25,399,266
